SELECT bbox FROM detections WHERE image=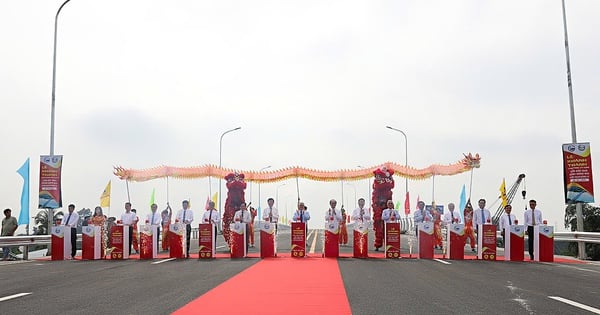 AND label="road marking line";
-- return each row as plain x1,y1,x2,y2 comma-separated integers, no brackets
548,296,600,314
152,258,176,265
0,293,32,302
433,259,451,265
